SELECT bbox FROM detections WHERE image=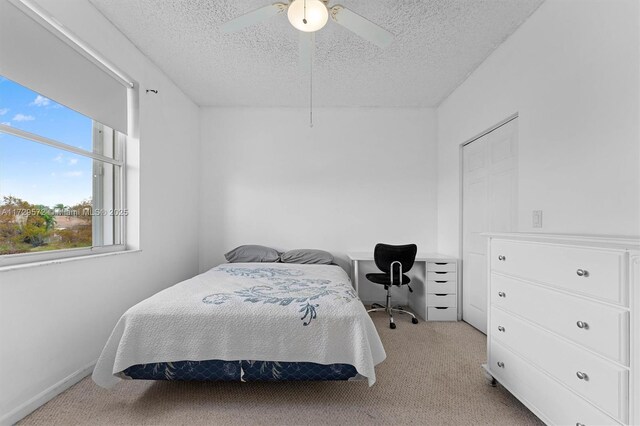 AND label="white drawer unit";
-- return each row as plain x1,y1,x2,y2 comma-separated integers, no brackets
427,294,456,307
427,306,457,321
427,271,456,281
427,262,457,272
491,239,626,305
491,273,629,364
484,234,639,426
491,307,628,422
425,259,458,321
488,340,622,426
426,281,456,294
